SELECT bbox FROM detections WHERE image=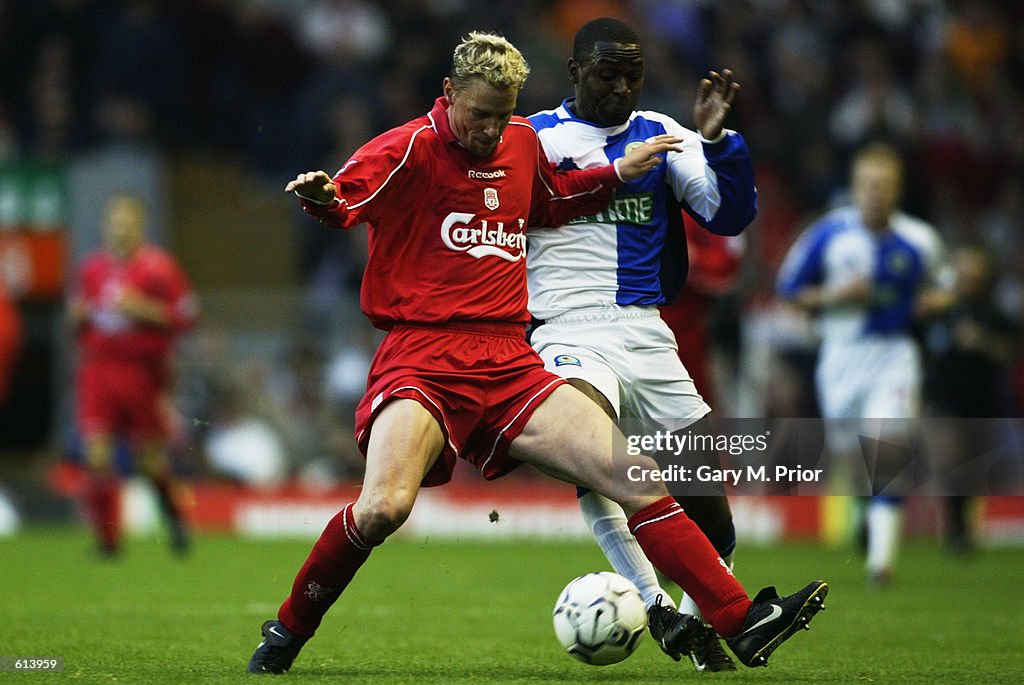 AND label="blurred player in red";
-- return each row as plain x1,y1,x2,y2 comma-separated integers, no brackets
69,192,198,557
246,31,827,675
0,279,22,408
659,213,744,409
